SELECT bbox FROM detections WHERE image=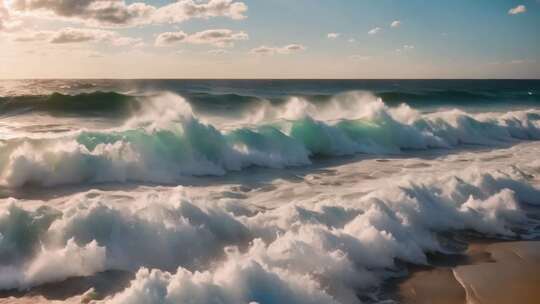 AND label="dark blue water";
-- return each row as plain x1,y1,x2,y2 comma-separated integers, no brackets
1,79,539,116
